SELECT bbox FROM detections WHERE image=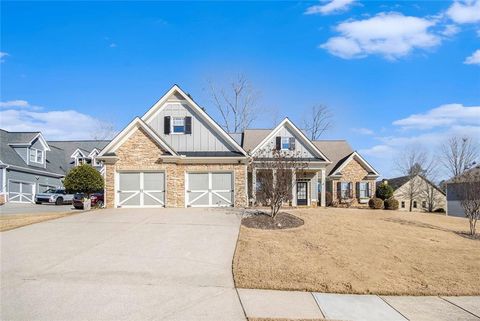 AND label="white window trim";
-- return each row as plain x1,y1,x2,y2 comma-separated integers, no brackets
359,182,369,198
29,148,44,164
171,117,186,134
280,137,290,150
